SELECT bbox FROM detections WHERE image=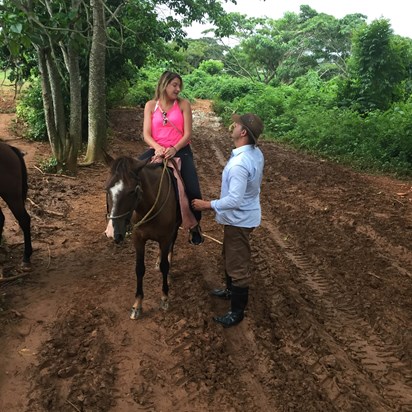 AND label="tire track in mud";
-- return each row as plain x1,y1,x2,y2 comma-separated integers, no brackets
260,180,411,409
254,221,412,410
191,117,283,411
194,121,412,411
352,222,412,279
149,241,280,412
3,103,411,411
296,193,412,280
